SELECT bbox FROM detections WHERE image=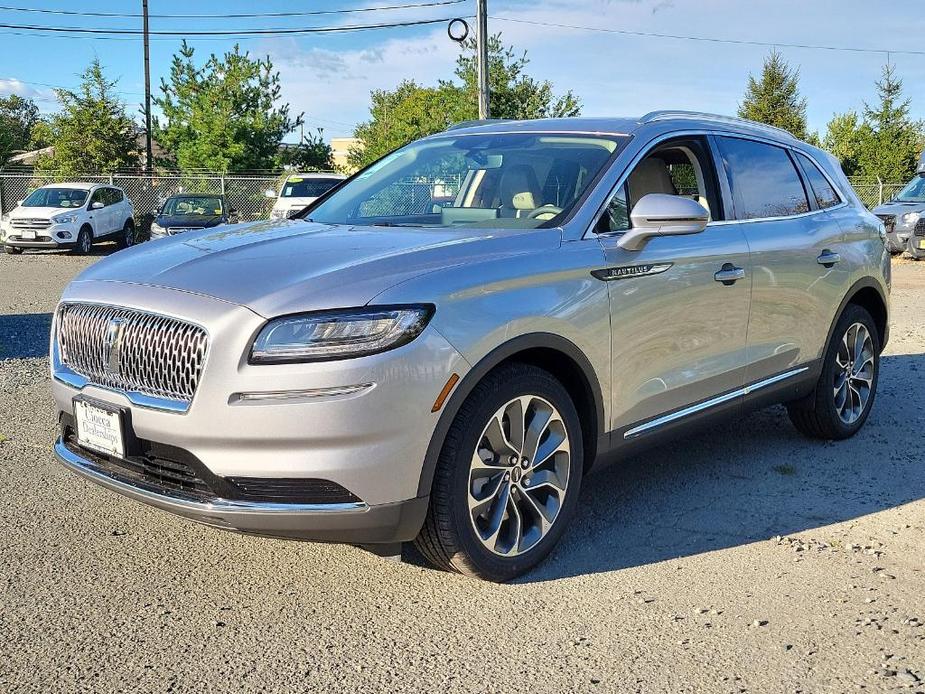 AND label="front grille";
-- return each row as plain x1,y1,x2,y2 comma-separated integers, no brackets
10,218,52,230
915,219,925,237
57,303,209,403
876,214,896,233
